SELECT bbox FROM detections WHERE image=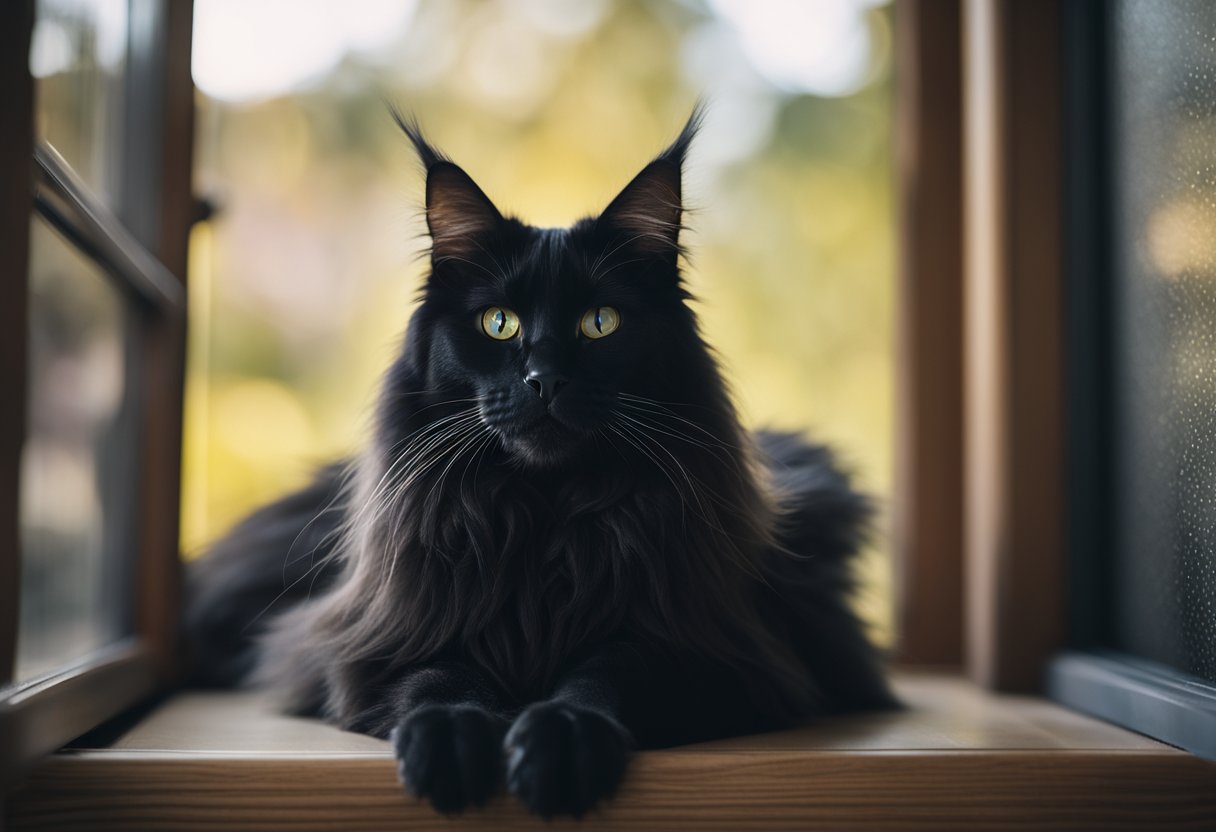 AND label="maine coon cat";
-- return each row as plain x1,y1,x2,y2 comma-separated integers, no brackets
185,108,896,818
